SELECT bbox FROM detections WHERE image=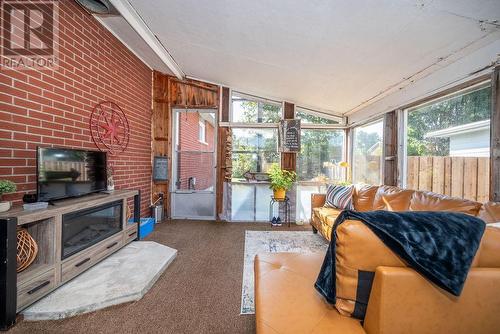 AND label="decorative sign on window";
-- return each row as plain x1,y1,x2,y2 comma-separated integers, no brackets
279,119,301,152
153,156,169,182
